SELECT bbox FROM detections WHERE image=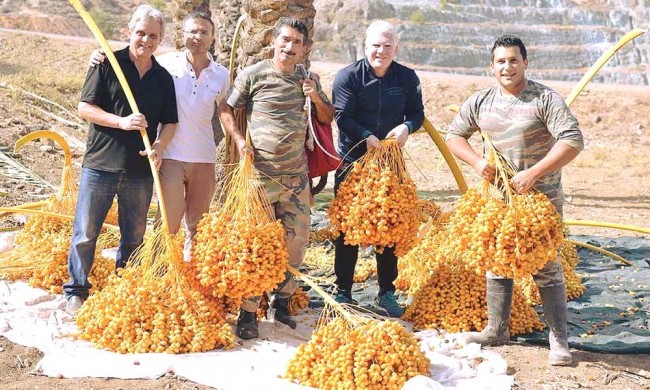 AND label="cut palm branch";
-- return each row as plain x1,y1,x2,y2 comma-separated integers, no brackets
421,117,467,194
7,129,119,223
564,220,650,236
0,149,55,190
567,239,633,267
564,29,646,107
1,130,118,293
14,130,76,214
